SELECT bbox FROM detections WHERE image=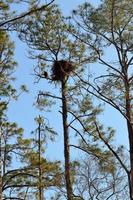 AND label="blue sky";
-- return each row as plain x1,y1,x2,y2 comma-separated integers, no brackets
56,0,100,13
8,0,129,162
